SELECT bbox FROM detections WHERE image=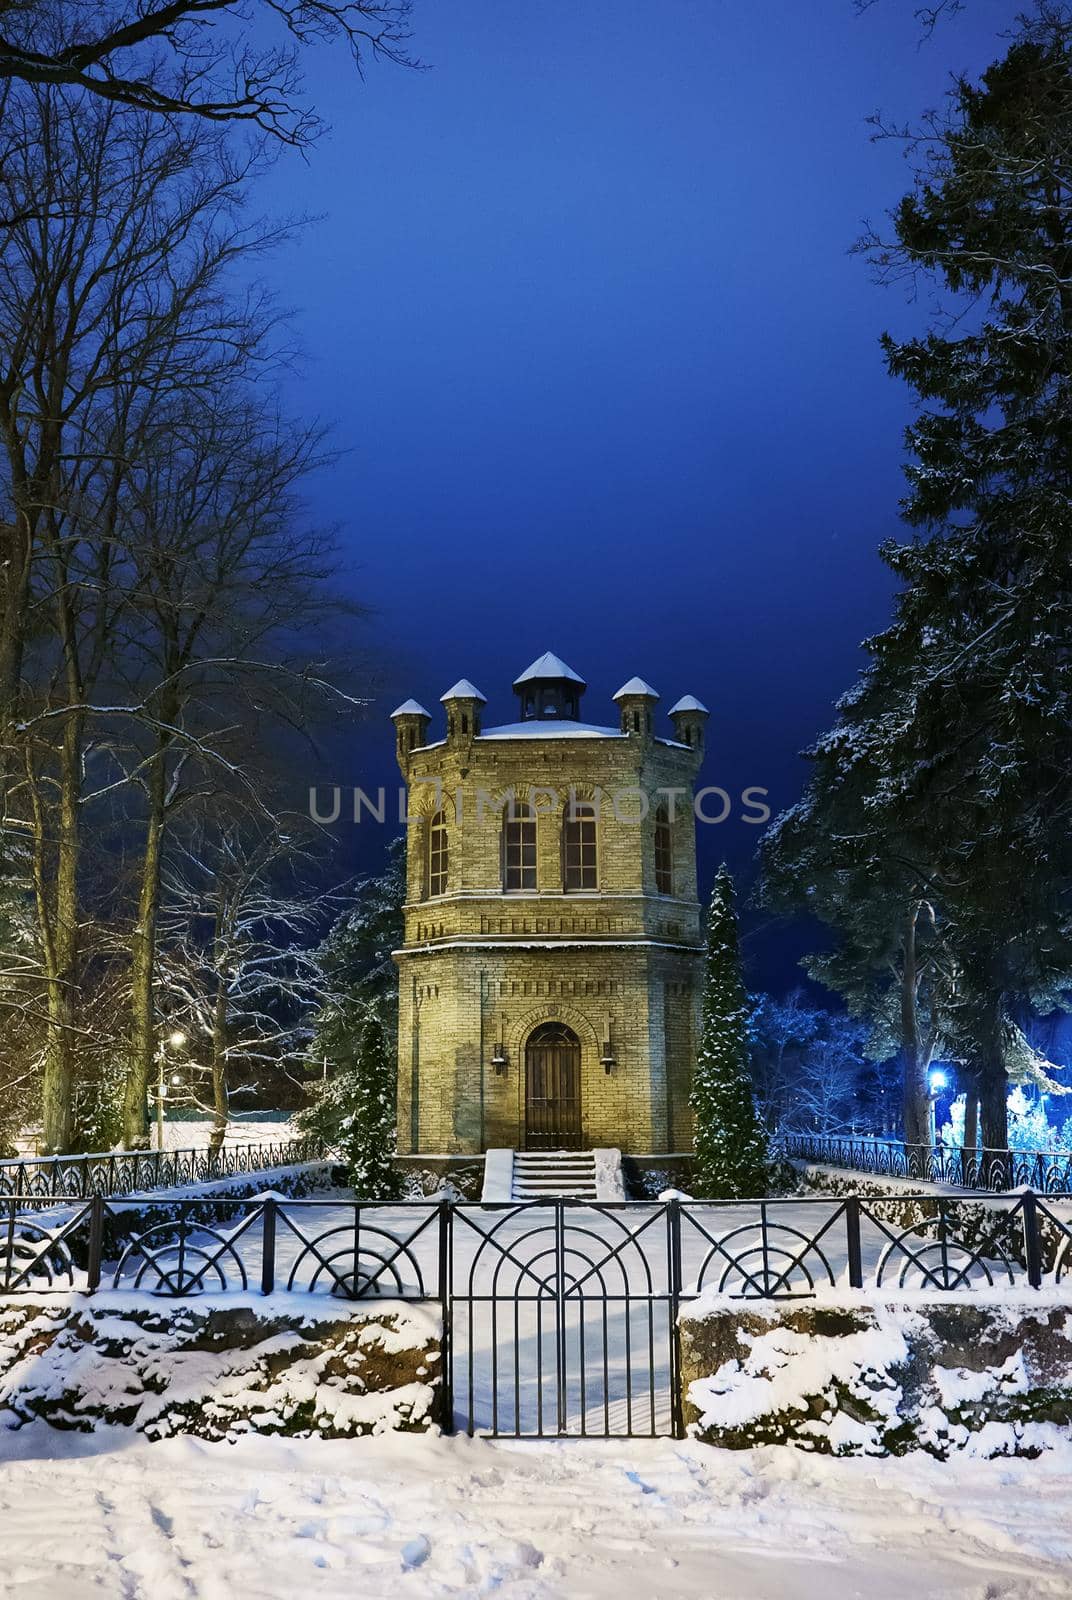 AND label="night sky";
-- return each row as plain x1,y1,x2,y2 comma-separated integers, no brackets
250,0,1012,989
